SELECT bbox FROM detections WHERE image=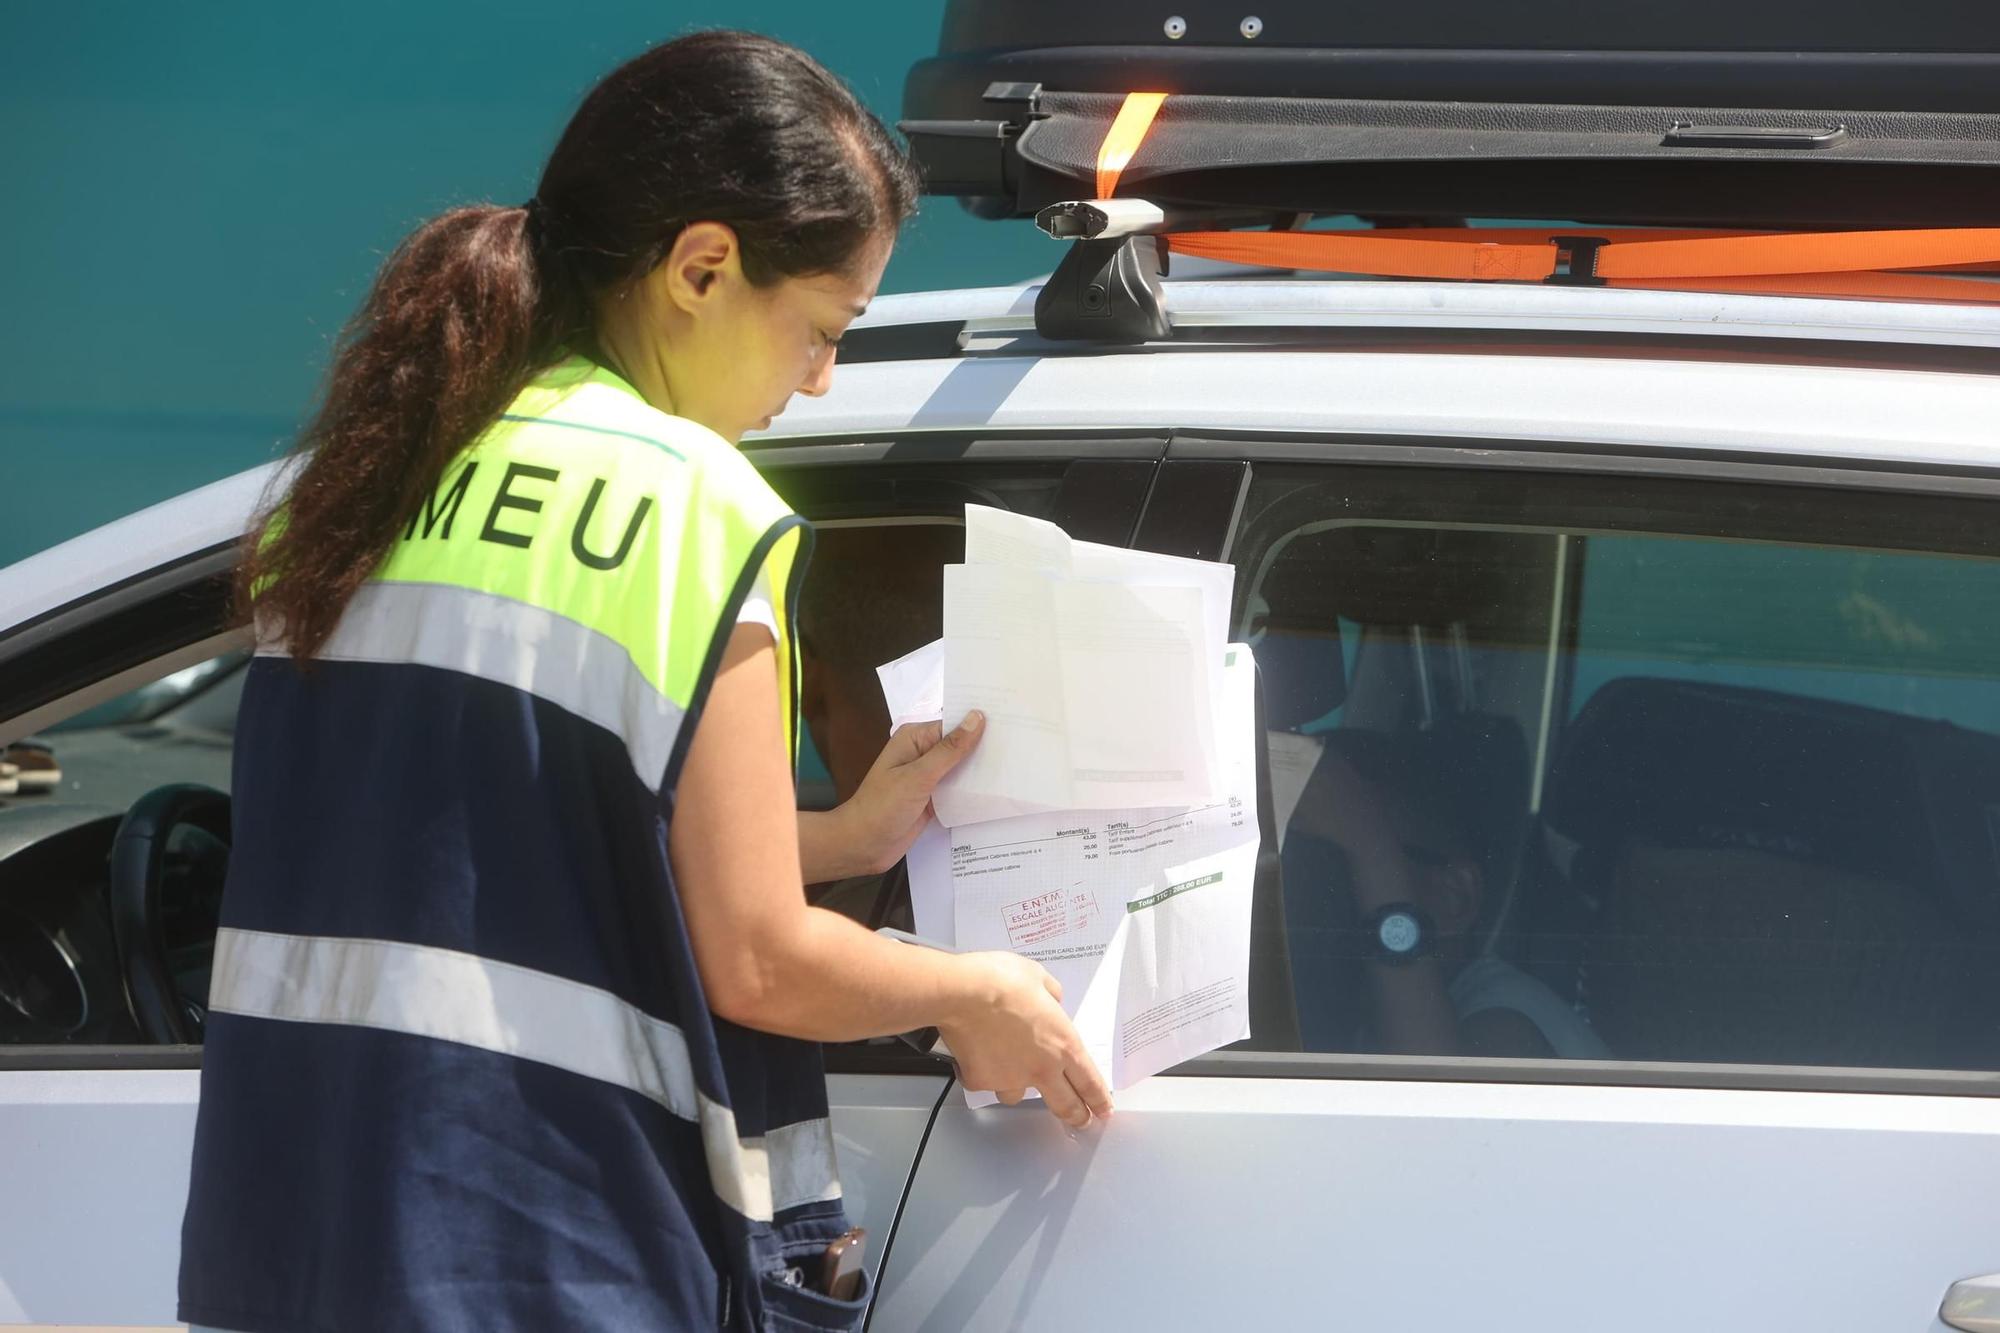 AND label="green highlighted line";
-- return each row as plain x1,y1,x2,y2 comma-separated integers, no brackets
1128,871,1223,913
